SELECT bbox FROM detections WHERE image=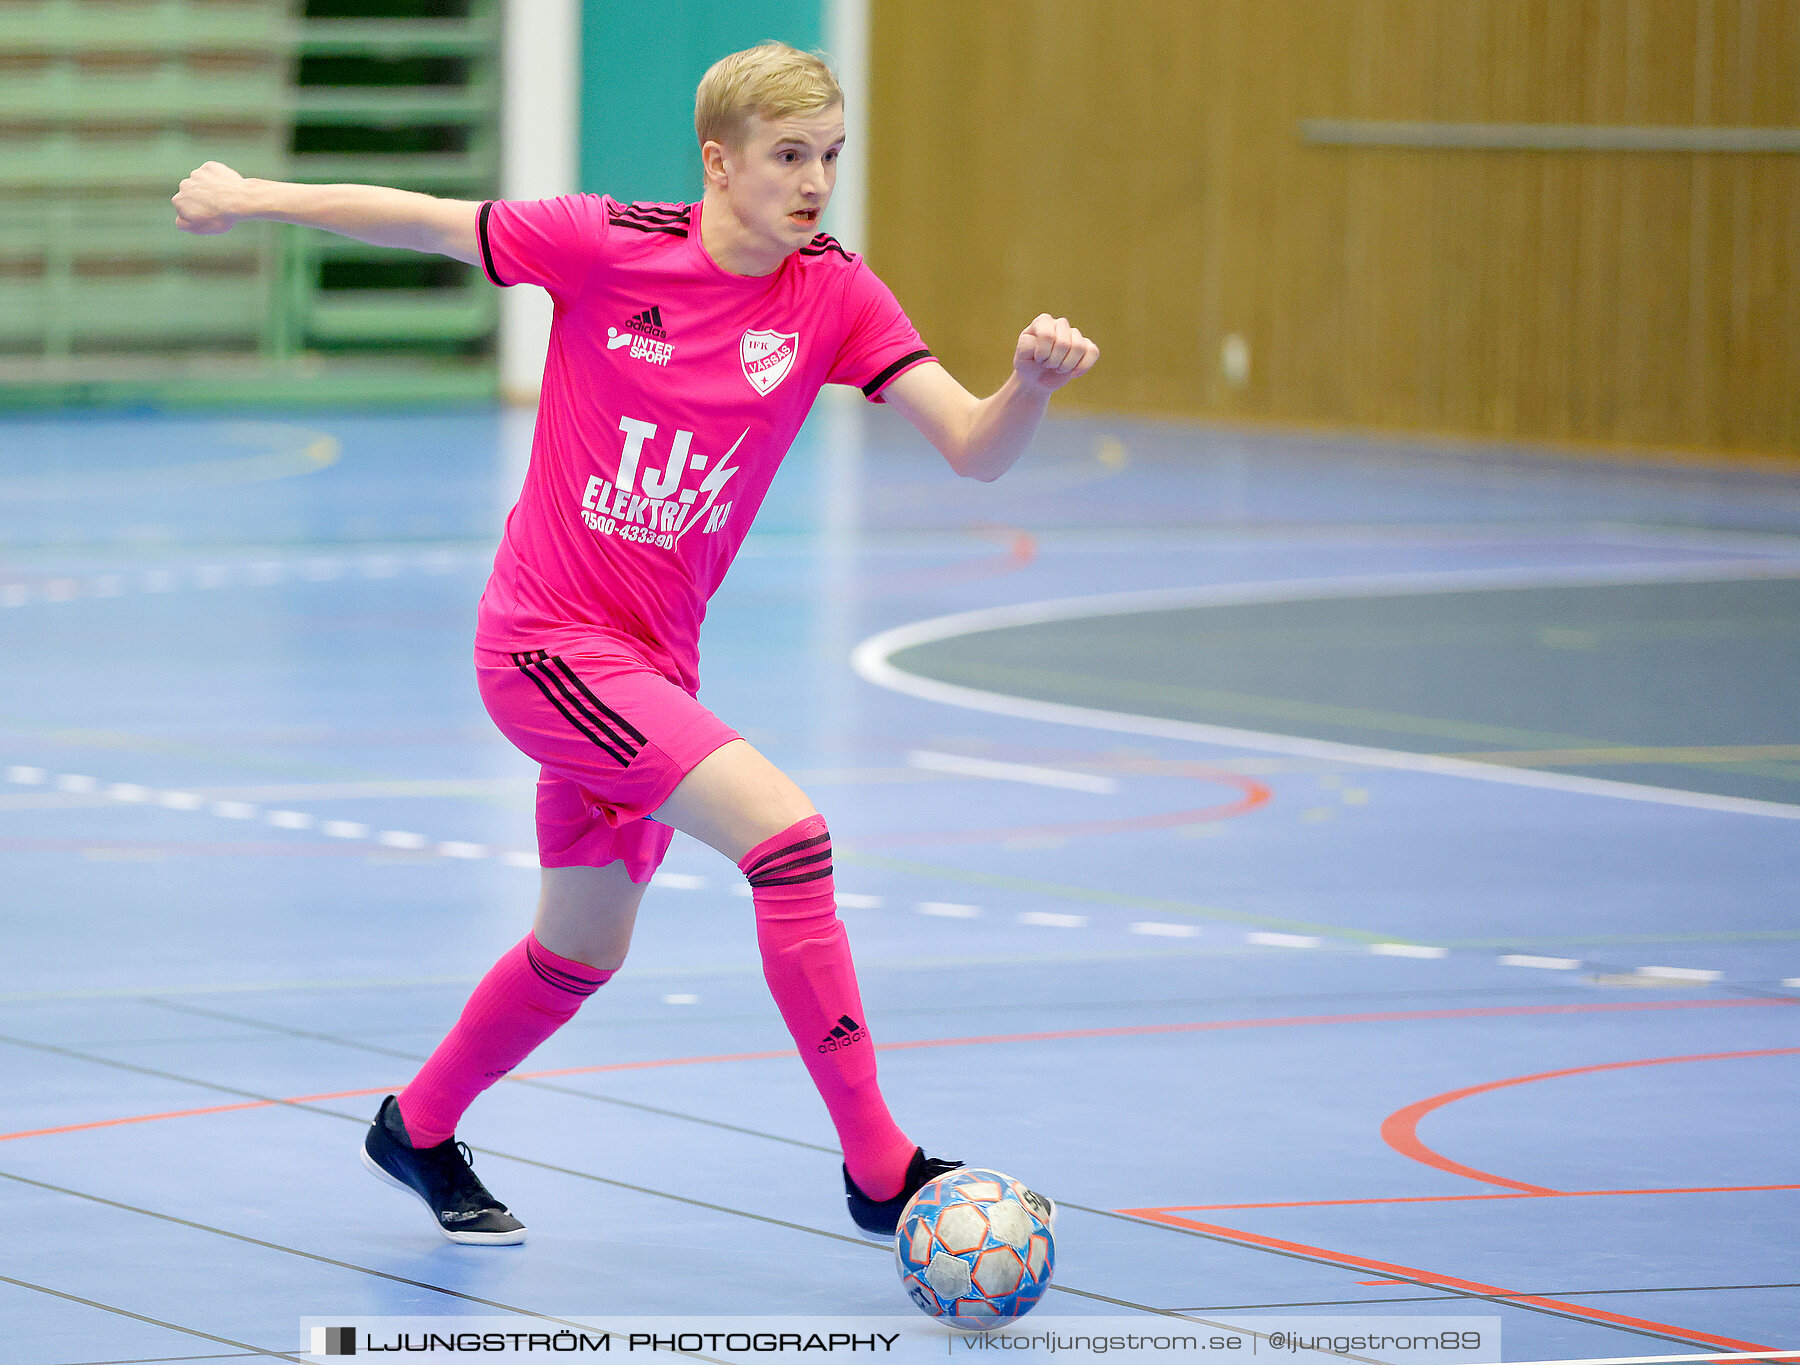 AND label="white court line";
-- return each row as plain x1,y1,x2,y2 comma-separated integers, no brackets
0,546,491,609
1505,1354,1800,1365
3,763,537,866
1248,932,1321,948
918,901,981,918
0,762,1781,983
906,749,1118,793
1636,965,1723,983
851,561,1800,820
1372,943,1450,959
1500,954,1582,970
